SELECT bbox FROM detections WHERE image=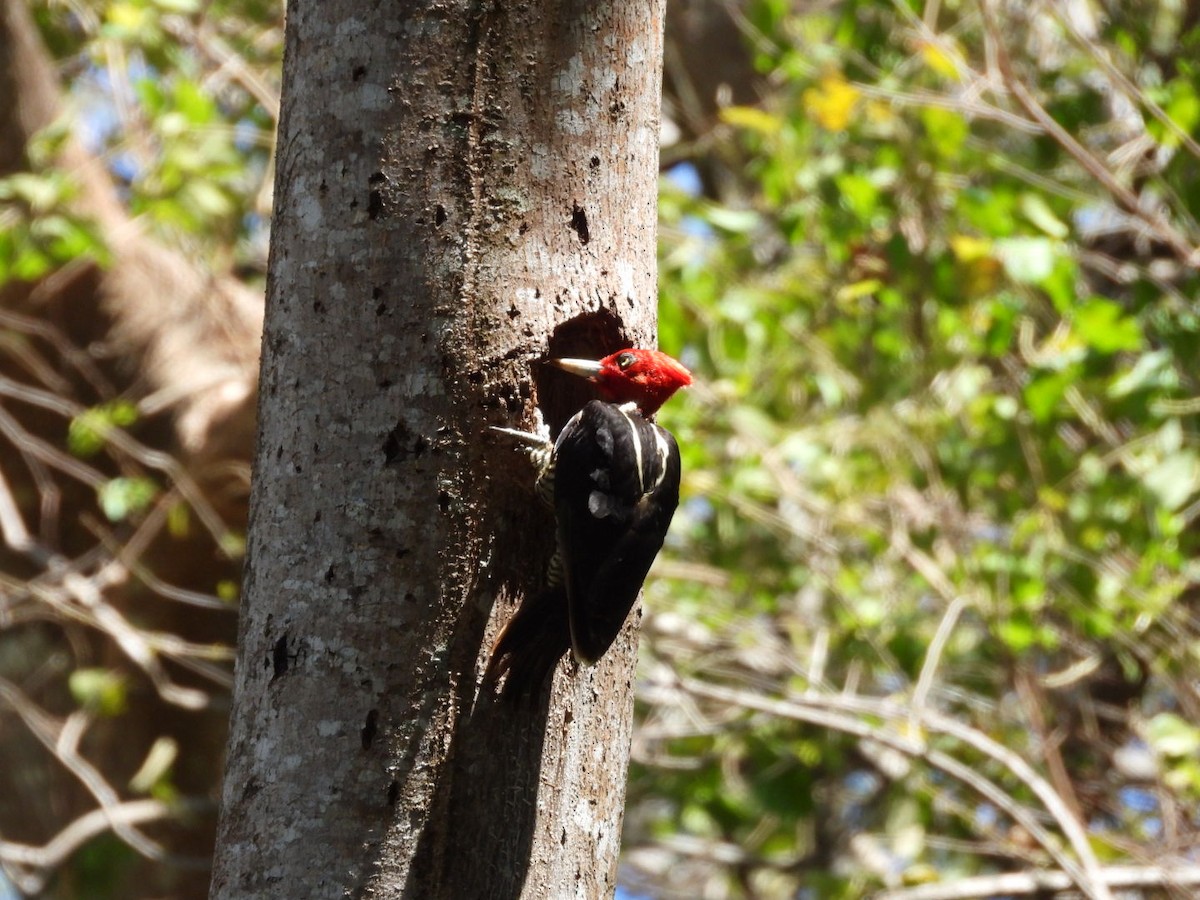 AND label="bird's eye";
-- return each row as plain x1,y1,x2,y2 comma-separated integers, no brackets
616,352,636,370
